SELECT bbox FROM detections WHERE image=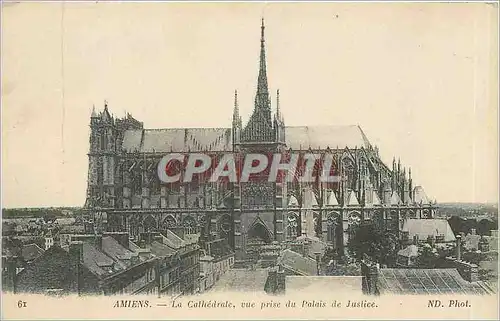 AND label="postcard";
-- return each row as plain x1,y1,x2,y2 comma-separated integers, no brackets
1,1,498,320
